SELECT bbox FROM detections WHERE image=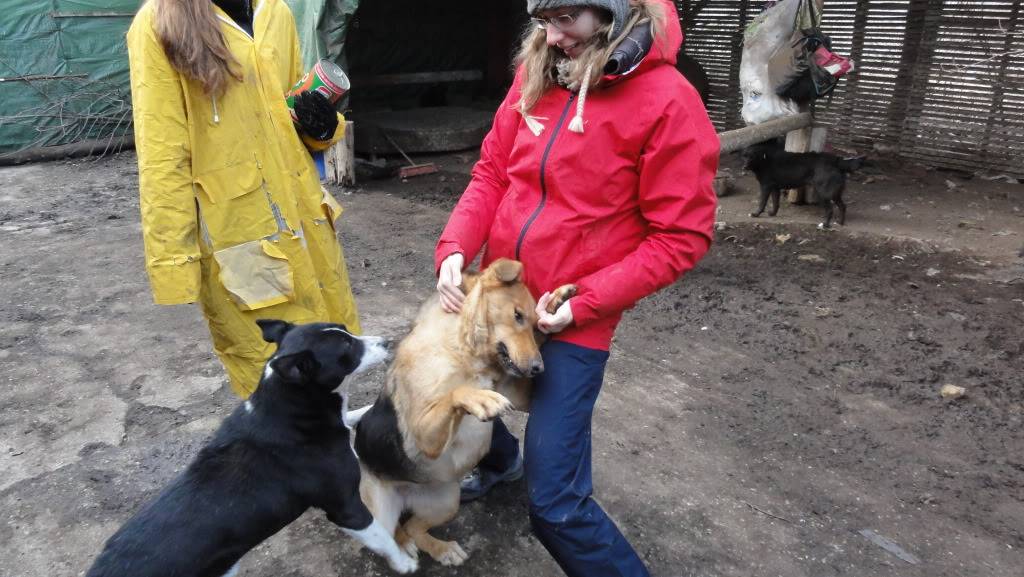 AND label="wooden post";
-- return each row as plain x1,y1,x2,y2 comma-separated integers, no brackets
324,121,356,186
809,126,828,151
784,123,811,204
784,123,828,204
